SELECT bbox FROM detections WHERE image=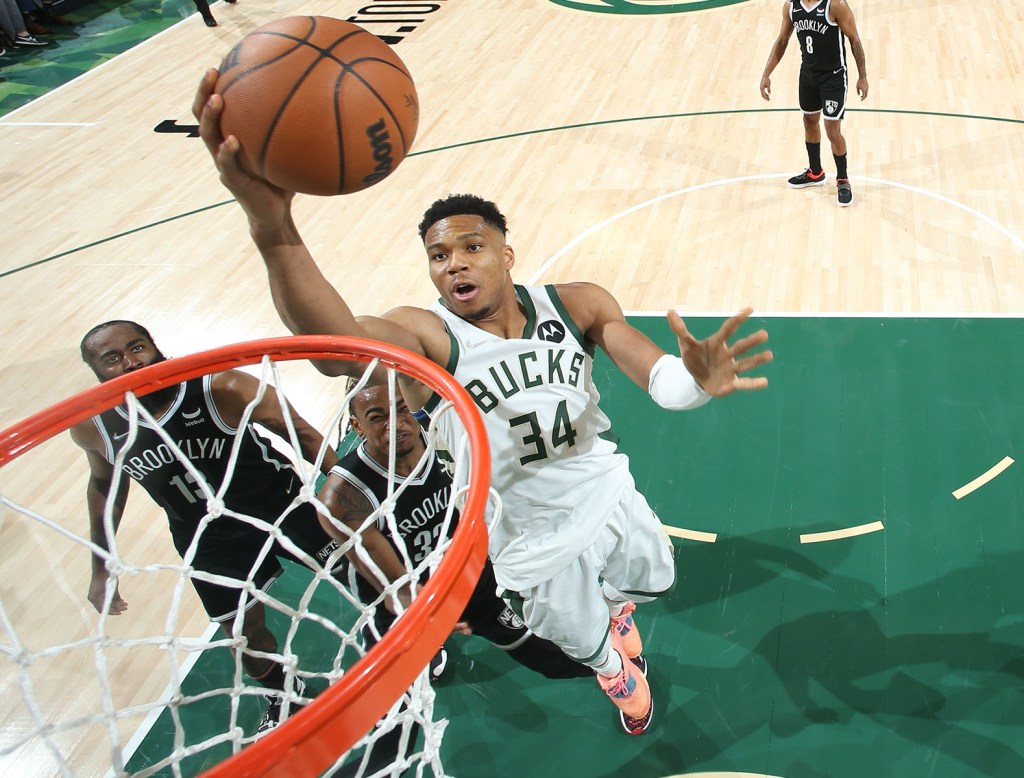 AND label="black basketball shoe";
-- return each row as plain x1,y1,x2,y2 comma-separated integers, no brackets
788,168,826,188
256,677,307,737
837,178,853,207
